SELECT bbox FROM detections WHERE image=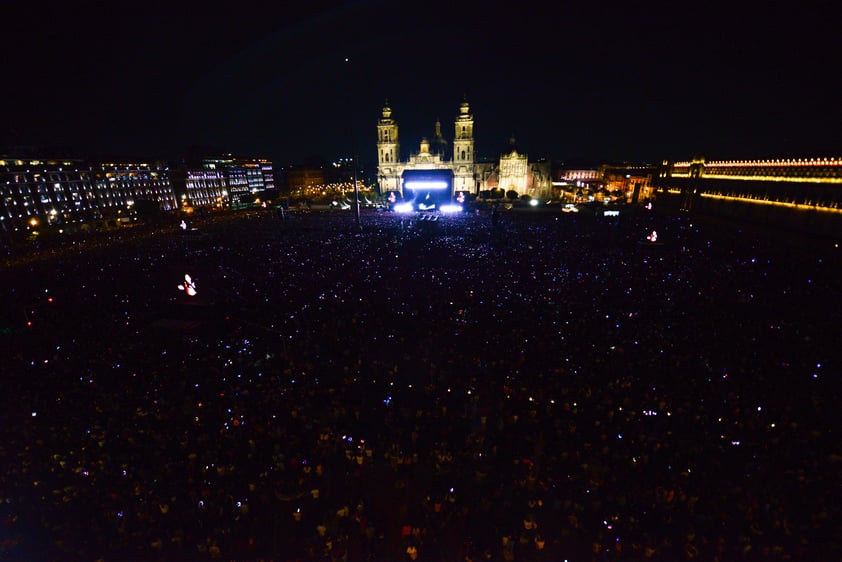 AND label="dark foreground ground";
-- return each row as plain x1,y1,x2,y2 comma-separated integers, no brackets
1,208,839,561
